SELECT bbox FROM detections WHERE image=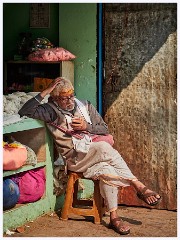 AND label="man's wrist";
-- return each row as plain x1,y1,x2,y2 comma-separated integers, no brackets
34,93,44,103
40,90,49,98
